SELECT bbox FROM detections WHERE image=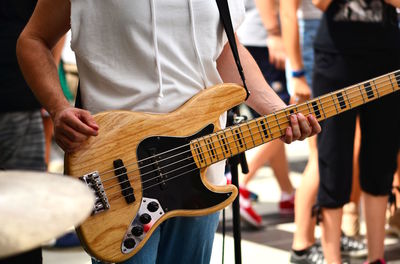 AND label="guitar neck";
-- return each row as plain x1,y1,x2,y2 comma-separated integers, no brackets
191,70,400,169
